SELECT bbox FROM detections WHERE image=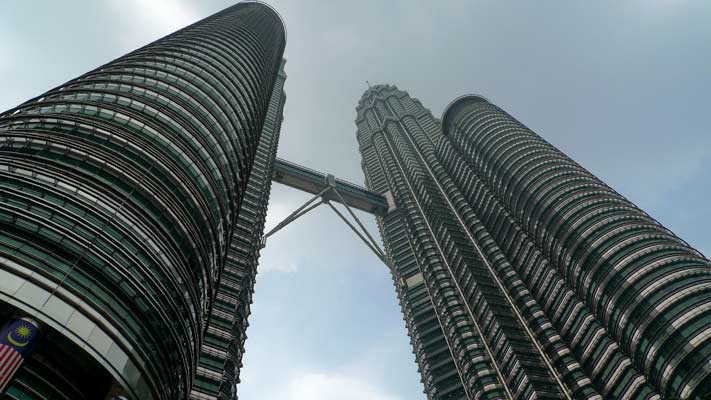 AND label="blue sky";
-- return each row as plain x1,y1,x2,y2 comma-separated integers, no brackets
2,1,710,399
